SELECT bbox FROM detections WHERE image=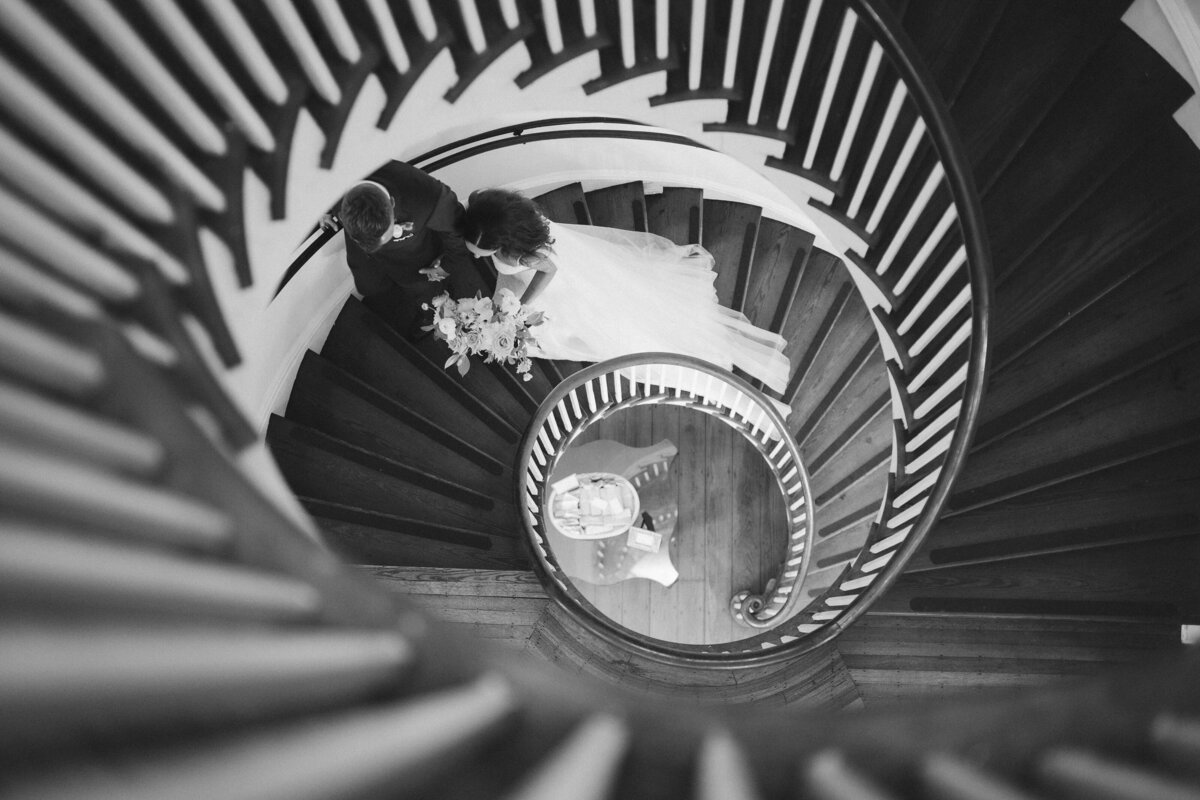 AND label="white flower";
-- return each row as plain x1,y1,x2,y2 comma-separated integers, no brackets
437,317,458,340
492,330,516,360
497,288,521,315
